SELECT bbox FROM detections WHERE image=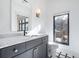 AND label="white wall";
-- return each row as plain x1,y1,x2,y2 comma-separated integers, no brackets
46,0,79,57
30,0,47,34
0,0,10,33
